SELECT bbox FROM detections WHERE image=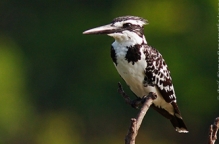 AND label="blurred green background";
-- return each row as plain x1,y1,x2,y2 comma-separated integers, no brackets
0,0,218,143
